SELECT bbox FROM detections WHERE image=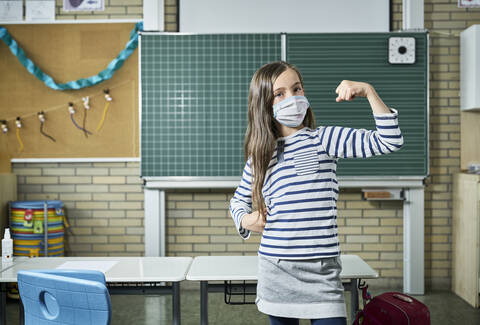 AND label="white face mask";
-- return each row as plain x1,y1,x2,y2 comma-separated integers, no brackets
273,95,310,127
